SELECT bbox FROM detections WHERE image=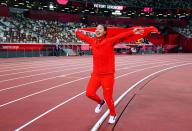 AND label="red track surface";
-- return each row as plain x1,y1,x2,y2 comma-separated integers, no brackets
0,54,192,131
